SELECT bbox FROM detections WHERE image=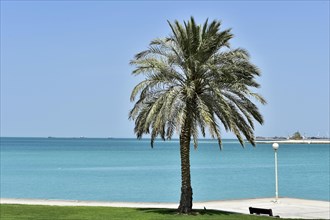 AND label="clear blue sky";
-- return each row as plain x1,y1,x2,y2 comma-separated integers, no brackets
1,1,329,138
